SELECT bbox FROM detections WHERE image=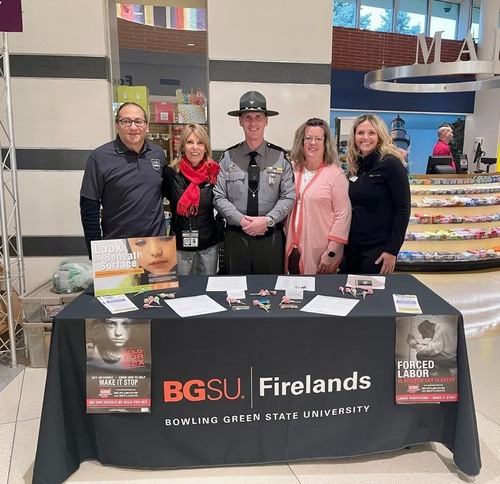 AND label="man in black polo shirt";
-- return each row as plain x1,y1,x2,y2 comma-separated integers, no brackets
80,102,167,257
